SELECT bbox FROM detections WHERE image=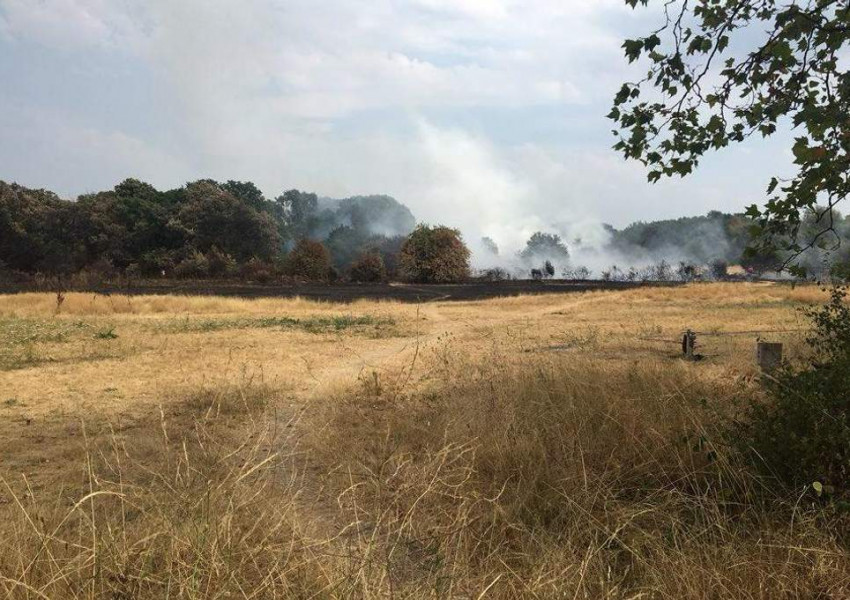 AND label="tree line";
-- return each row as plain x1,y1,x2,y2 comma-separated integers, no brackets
0,178,474,284
3,177,847,285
